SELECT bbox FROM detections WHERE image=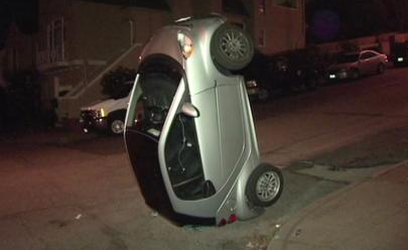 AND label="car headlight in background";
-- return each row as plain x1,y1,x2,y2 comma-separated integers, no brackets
96,108,107,118
246,80,258,88
177,32,194,59
398,57,404,62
